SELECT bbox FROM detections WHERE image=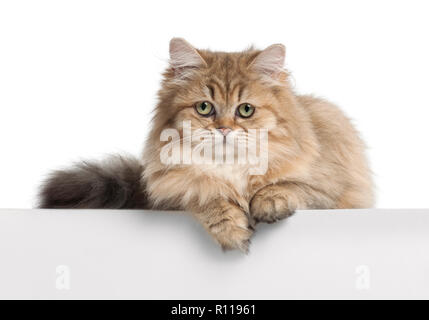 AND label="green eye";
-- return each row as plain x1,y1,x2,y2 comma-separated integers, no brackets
237,103,255,118
195,101,214,116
